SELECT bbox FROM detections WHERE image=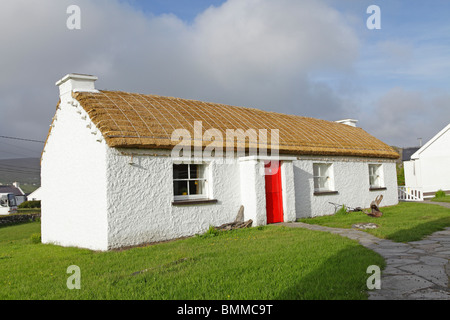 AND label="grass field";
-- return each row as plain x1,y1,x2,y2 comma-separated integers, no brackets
0,222,385,300
298,202,450,242
431,195,450,203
